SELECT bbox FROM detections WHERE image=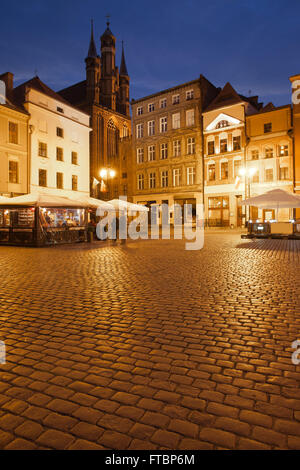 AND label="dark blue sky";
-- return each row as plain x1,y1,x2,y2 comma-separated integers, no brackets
1,0,299,106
